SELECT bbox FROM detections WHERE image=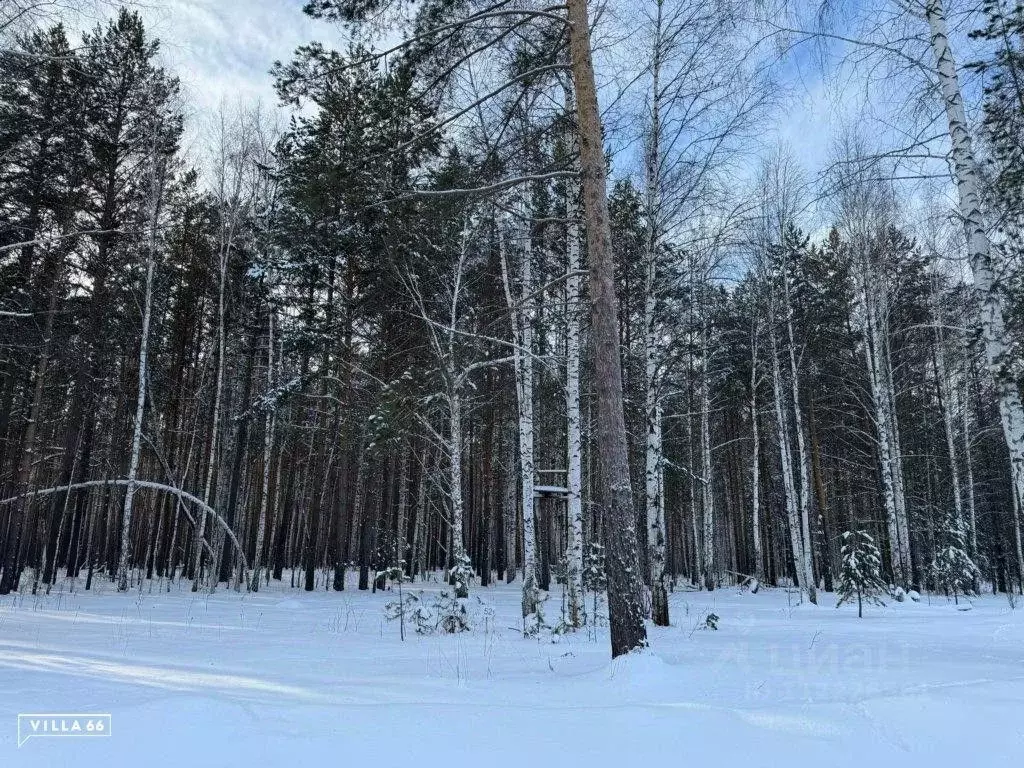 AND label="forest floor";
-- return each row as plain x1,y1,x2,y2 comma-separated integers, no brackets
0,574,1022,767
